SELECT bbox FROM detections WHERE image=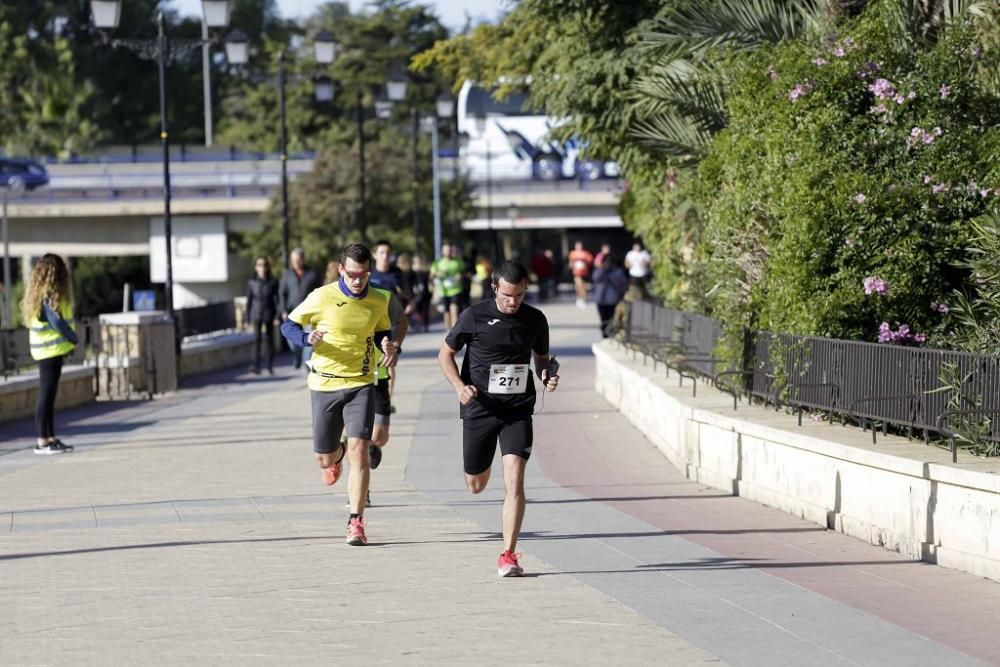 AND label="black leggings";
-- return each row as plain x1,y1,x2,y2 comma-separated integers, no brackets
597,304,617,338
253,320,275,370
36,355,64,439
